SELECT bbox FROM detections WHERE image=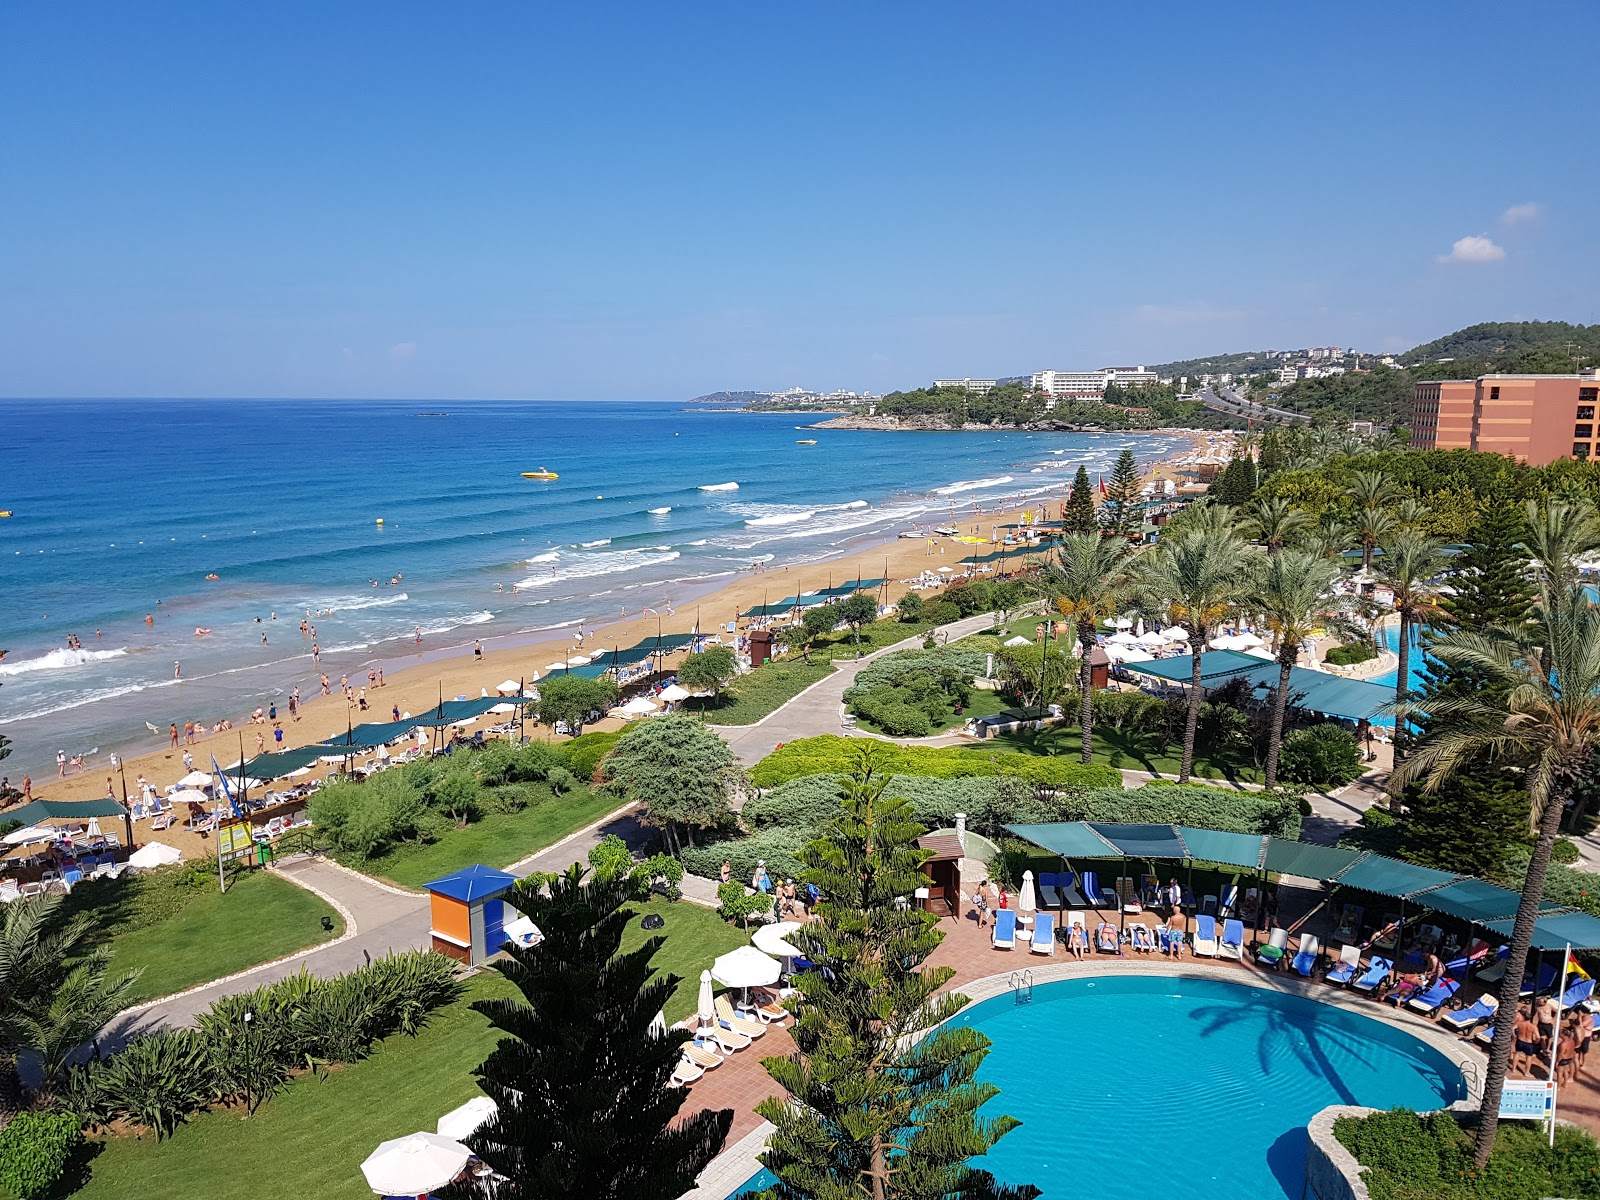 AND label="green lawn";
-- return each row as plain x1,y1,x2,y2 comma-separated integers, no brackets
63,869,344,1006
694,659,833,725
980,723,1264,783
351,785,625,888
73,898,748,1200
